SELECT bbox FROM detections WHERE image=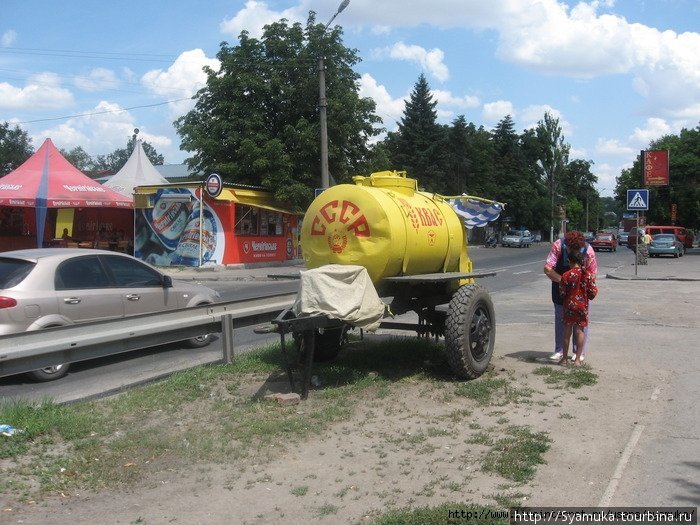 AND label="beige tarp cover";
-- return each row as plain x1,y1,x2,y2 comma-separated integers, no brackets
292,265,386,331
